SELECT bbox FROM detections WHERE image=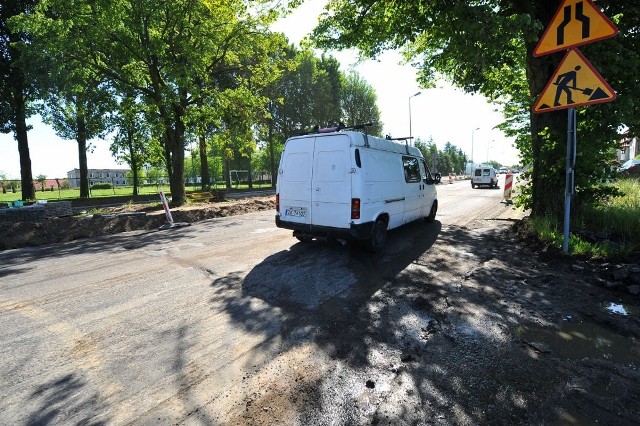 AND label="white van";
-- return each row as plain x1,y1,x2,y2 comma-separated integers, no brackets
471,167,498,188
275,126,438,252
